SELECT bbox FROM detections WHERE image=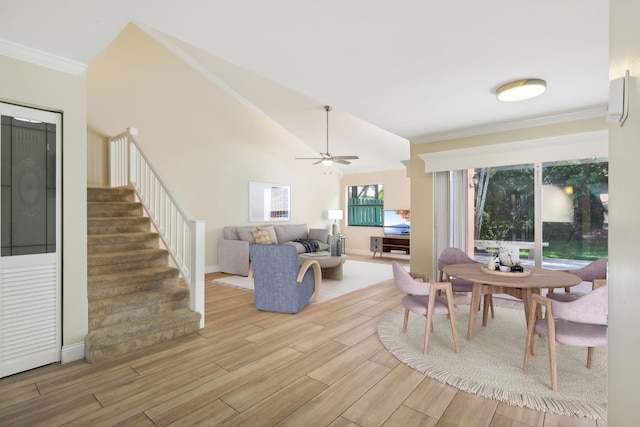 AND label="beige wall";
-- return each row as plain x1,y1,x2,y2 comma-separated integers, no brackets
87,24,341,269
409,116,608,278
608,0,640,423
0,55,88,349
407,154,435,275
87,128,109,186
340,168,410,253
